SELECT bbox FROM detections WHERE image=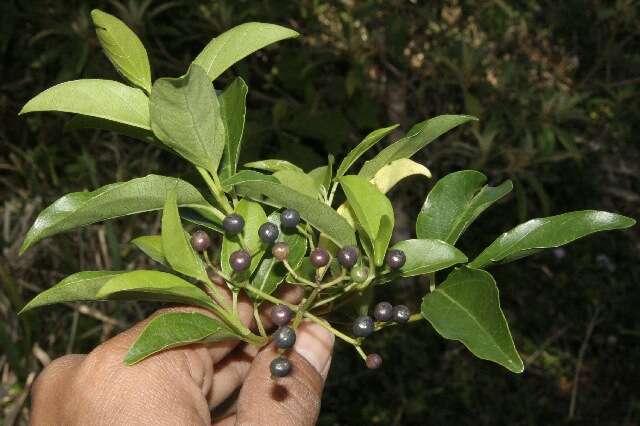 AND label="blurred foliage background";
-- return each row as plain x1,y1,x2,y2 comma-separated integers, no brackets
1,0,639,424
